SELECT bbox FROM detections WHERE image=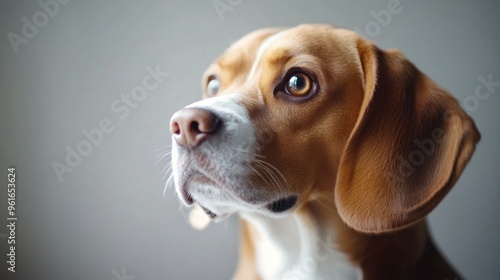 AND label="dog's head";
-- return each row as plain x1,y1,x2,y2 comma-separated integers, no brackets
169,24,480,233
